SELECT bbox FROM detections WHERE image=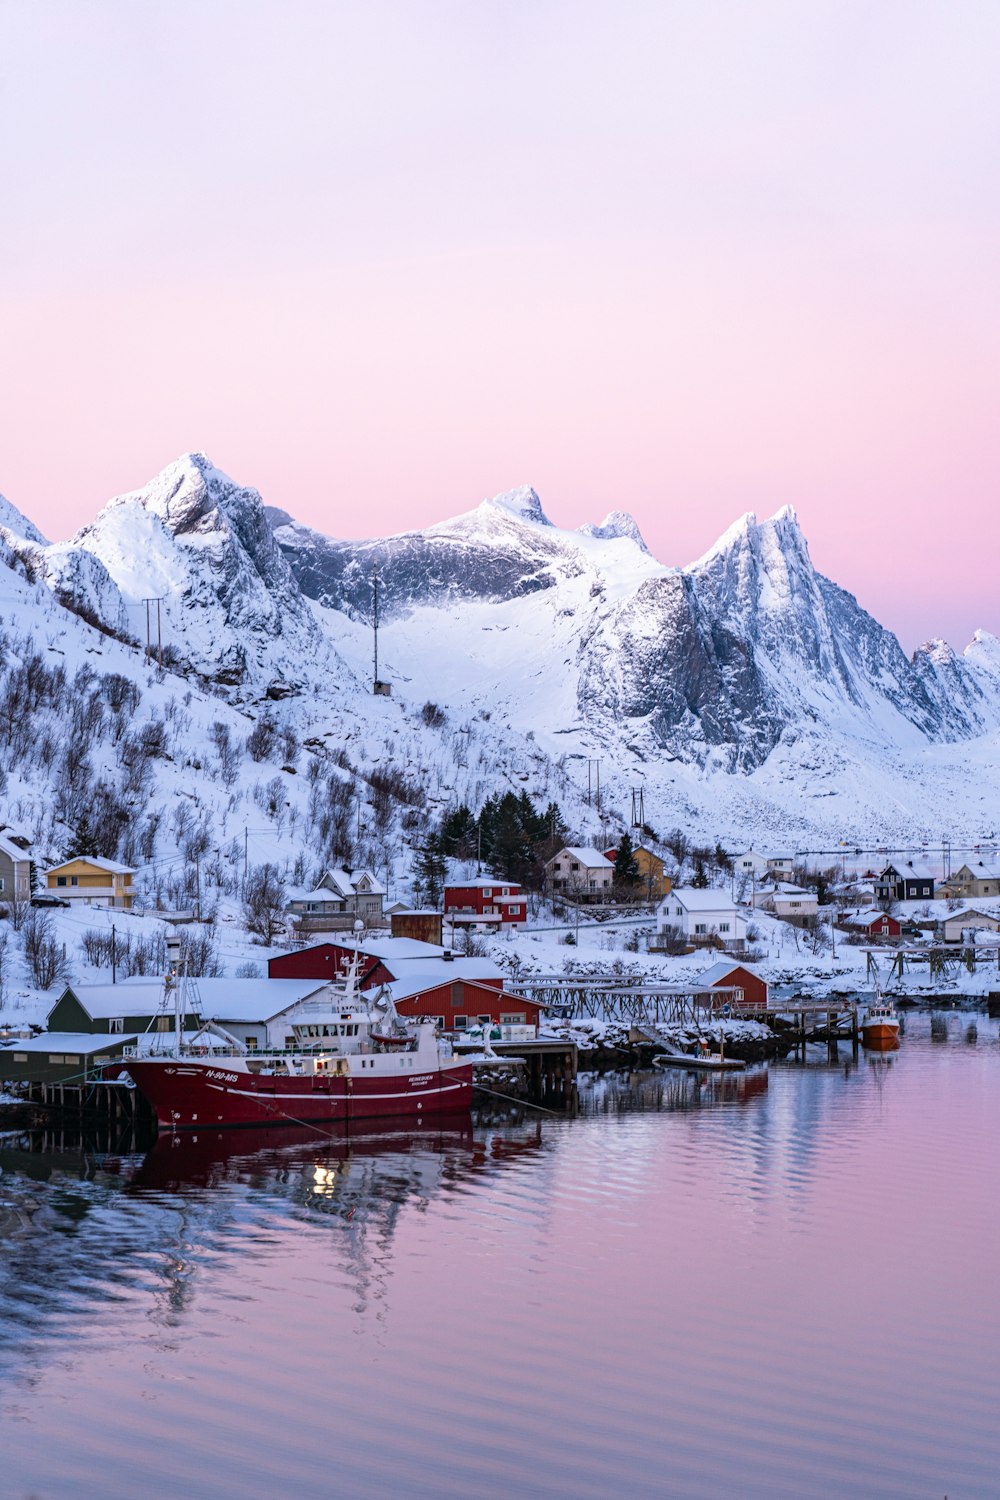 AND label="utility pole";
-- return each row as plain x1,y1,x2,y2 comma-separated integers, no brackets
243,827,248,884
111,923,117,985
141,596,166,669
195,850,201,924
